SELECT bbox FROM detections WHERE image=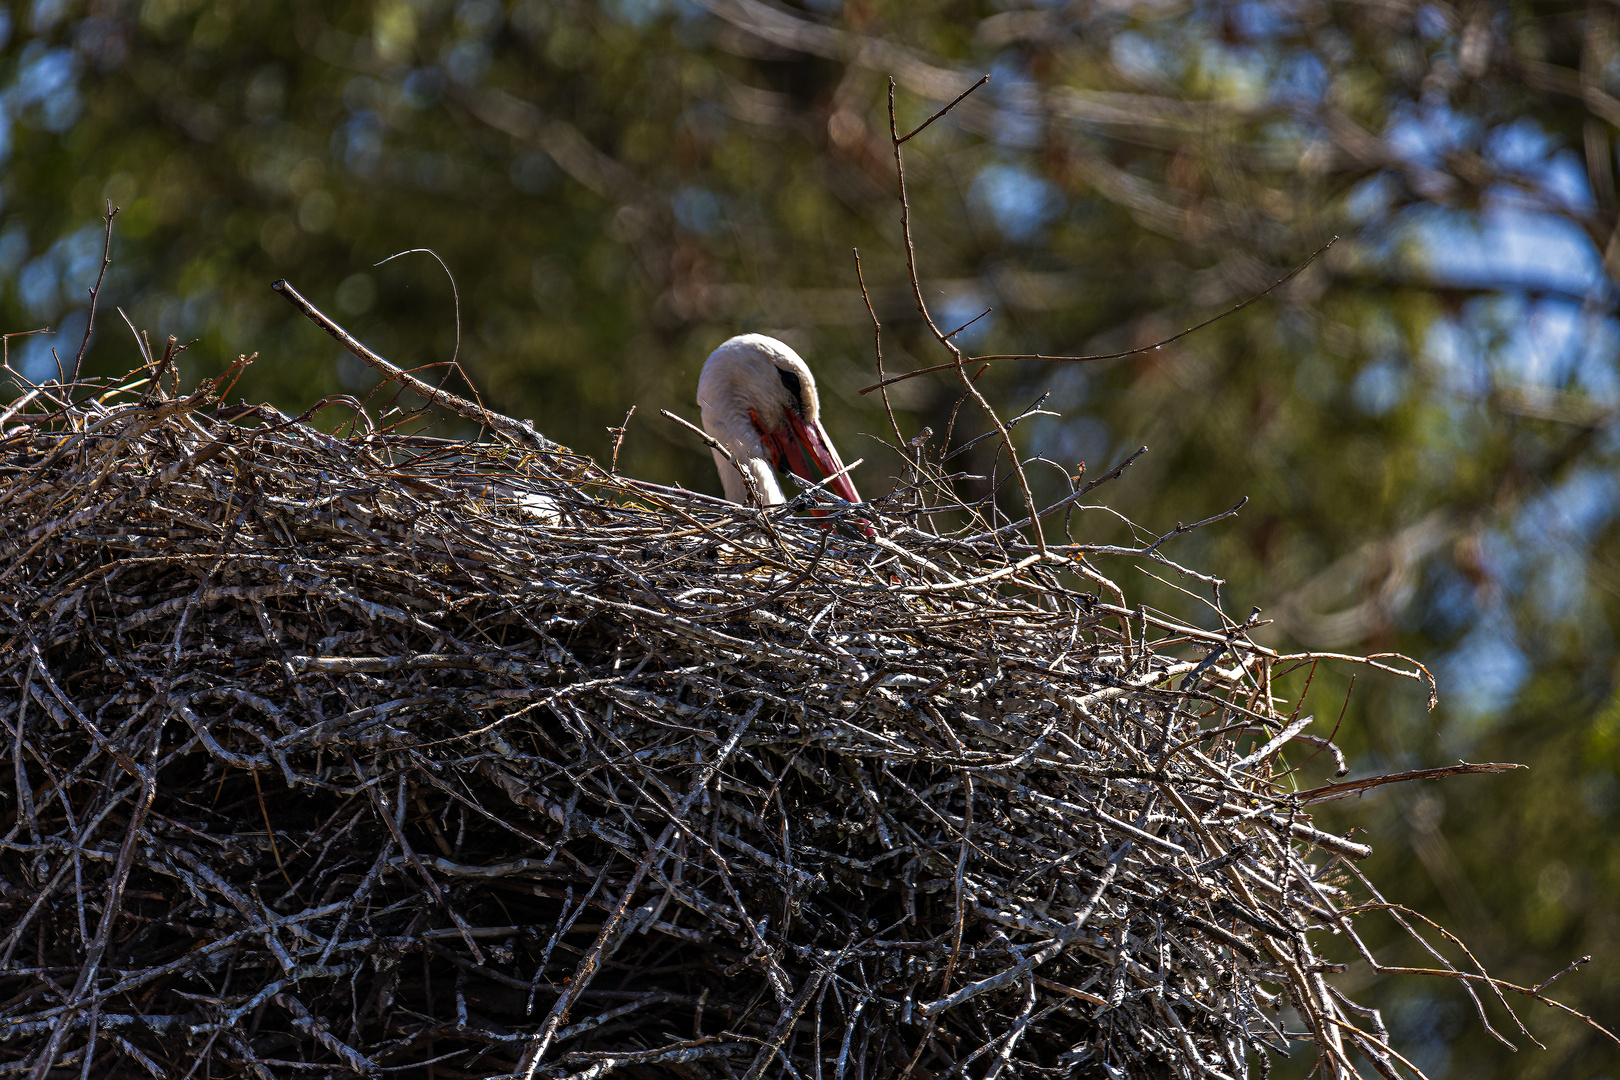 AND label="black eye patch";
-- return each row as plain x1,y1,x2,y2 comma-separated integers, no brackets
778,367,807,417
